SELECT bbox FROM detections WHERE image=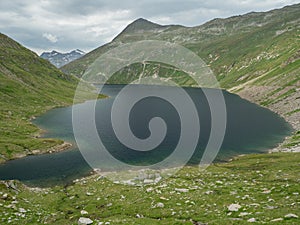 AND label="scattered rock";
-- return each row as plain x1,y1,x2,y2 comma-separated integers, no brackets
239,212,250,217
15,212,24,217
78,217,93,225
249,203,260,207
32,150,41,154
247,218,256,222
80,210,88,215
146,187,153,192
228,204,241,212
19,208,27,213
138,173,147,181
5,181,19,193
284,213,298,219
143,179,154,184
136,214,143,218
262,189,271,194
156,202,165,208
265,205,276,210
2,193,8,200
192,221,208,225
122,180,135,185
175,188,189,193
271,218,283,222
242,195,250,200
5,204,16,209
154,177,162,183
229,218,242,221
